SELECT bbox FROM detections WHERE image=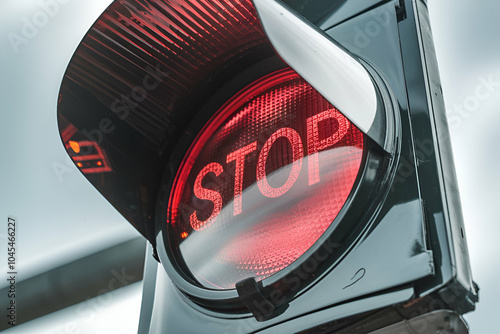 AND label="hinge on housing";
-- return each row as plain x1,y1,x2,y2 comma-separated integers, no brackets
236,278,289,322
396,0,407,21
151,245,160,263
